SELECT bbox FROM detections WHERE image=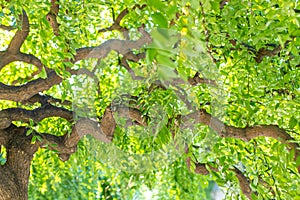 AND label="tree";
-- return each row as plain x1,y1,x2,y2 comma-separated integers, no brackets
0,0,299,199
